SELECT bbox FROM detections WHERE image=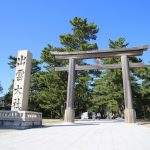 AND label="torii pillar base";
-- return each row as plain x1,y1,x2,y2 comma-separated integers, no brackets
64,108,75,123
124,108,136,123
